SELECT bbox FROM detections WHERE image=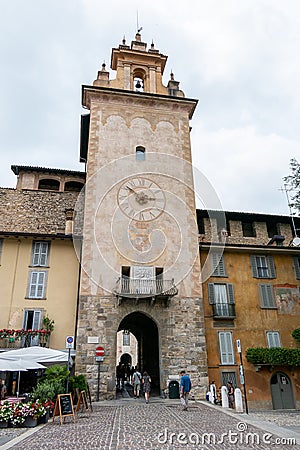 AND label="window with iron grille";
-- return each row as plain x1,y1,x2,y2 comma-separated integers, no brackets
292,256,300,279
